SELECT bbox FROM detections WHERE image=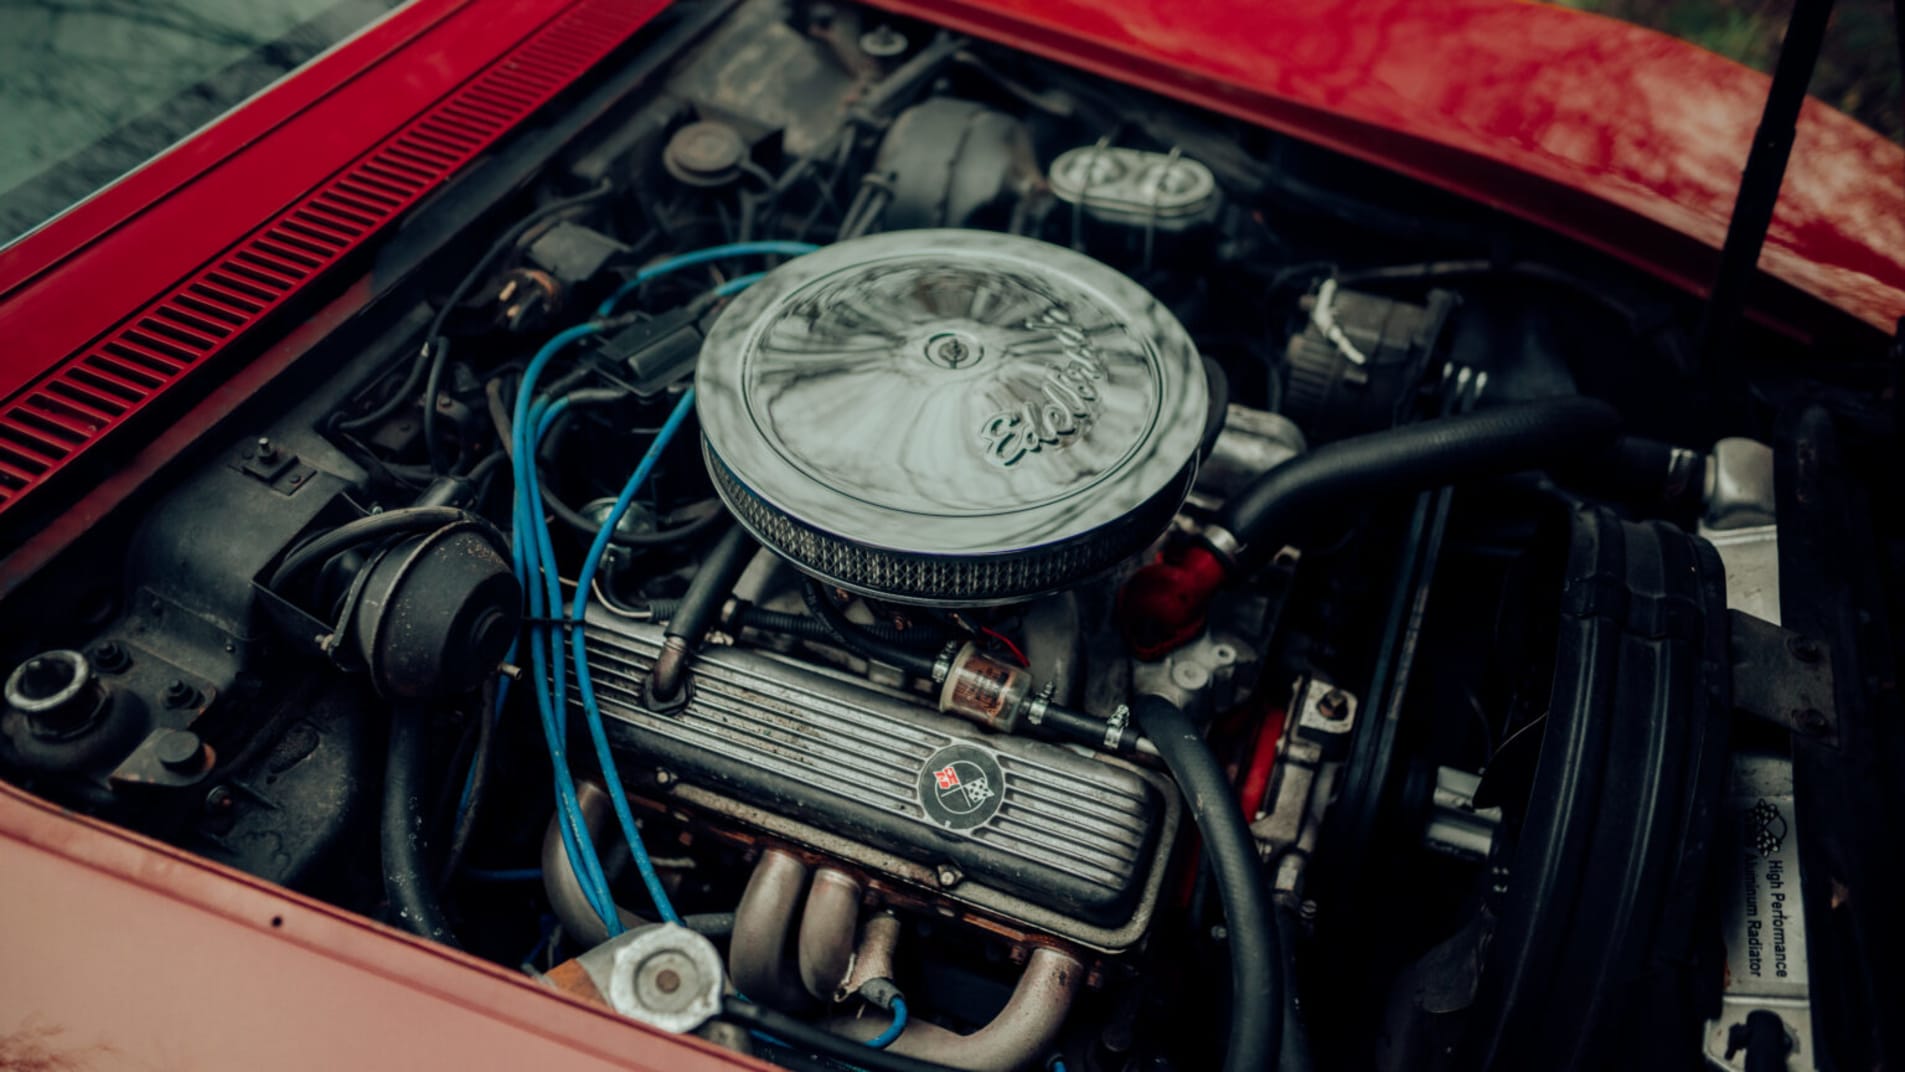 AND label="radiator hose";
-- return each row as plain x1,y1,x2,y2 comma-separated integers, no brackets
1134,694,1281,1072
1121,396,1621,657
